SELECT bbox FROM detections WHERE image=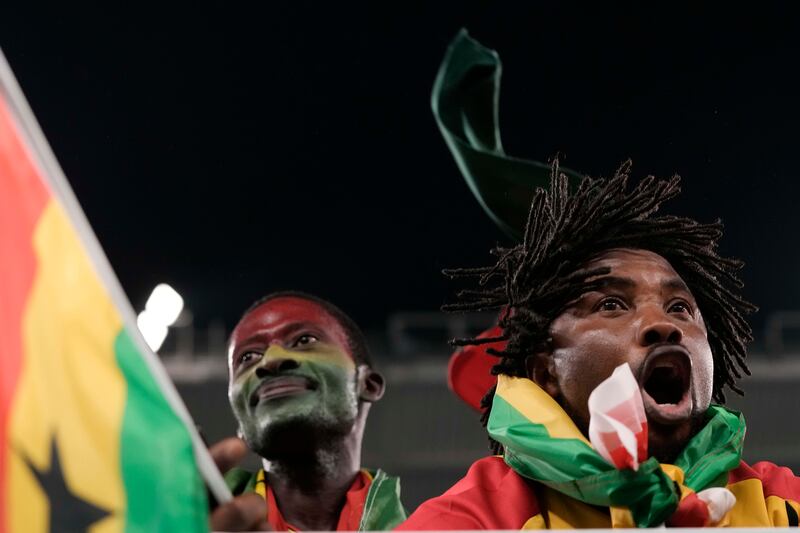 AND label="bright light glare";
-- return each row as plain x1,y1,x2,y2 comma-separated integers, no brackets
145,283,184,326
137,310,168,351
